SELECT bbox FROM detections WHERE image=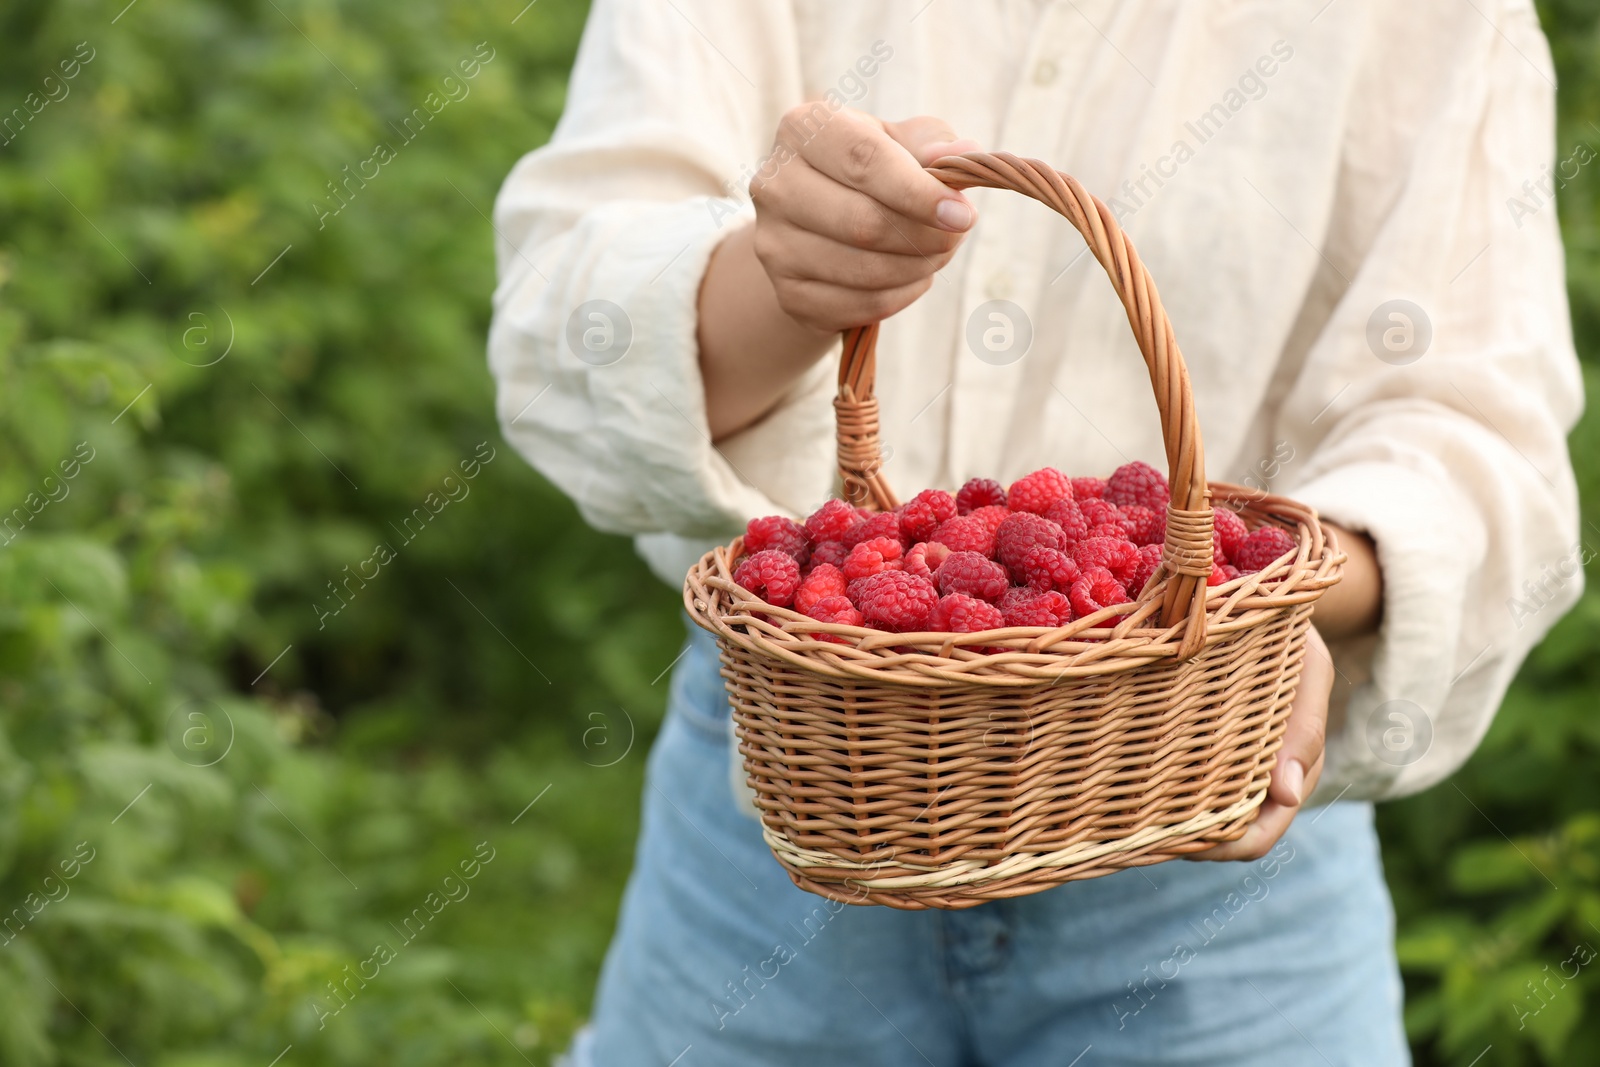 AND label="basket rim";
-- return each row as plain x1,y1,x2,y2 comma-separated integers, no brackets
760,784,1269,891
683,481,1344,688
